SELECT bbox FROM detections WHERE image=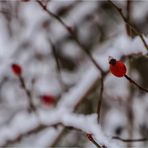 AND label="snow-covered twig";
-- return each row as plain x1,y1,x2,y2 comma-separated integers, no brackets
0,111,118,148
0,65,102,146
19,76,36,112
